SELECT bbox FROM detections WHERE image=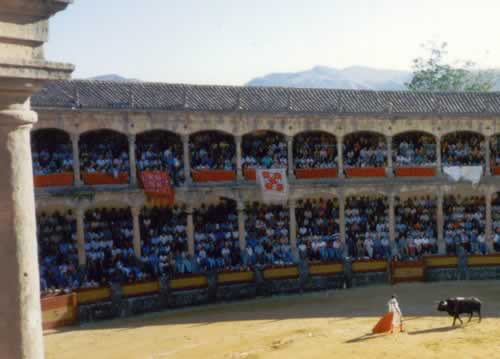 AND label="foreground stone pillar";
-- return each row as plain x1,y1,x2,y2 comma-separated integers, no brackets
0,107,45,359
1,3,73,358
437,193,445,254
71,133,82,186
76,207,86,266
182,134,192,184
128,134,137,186
131,206,141,258
186,205,195,255
337,136,344,178
237,201,246,250
235,135,243,181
